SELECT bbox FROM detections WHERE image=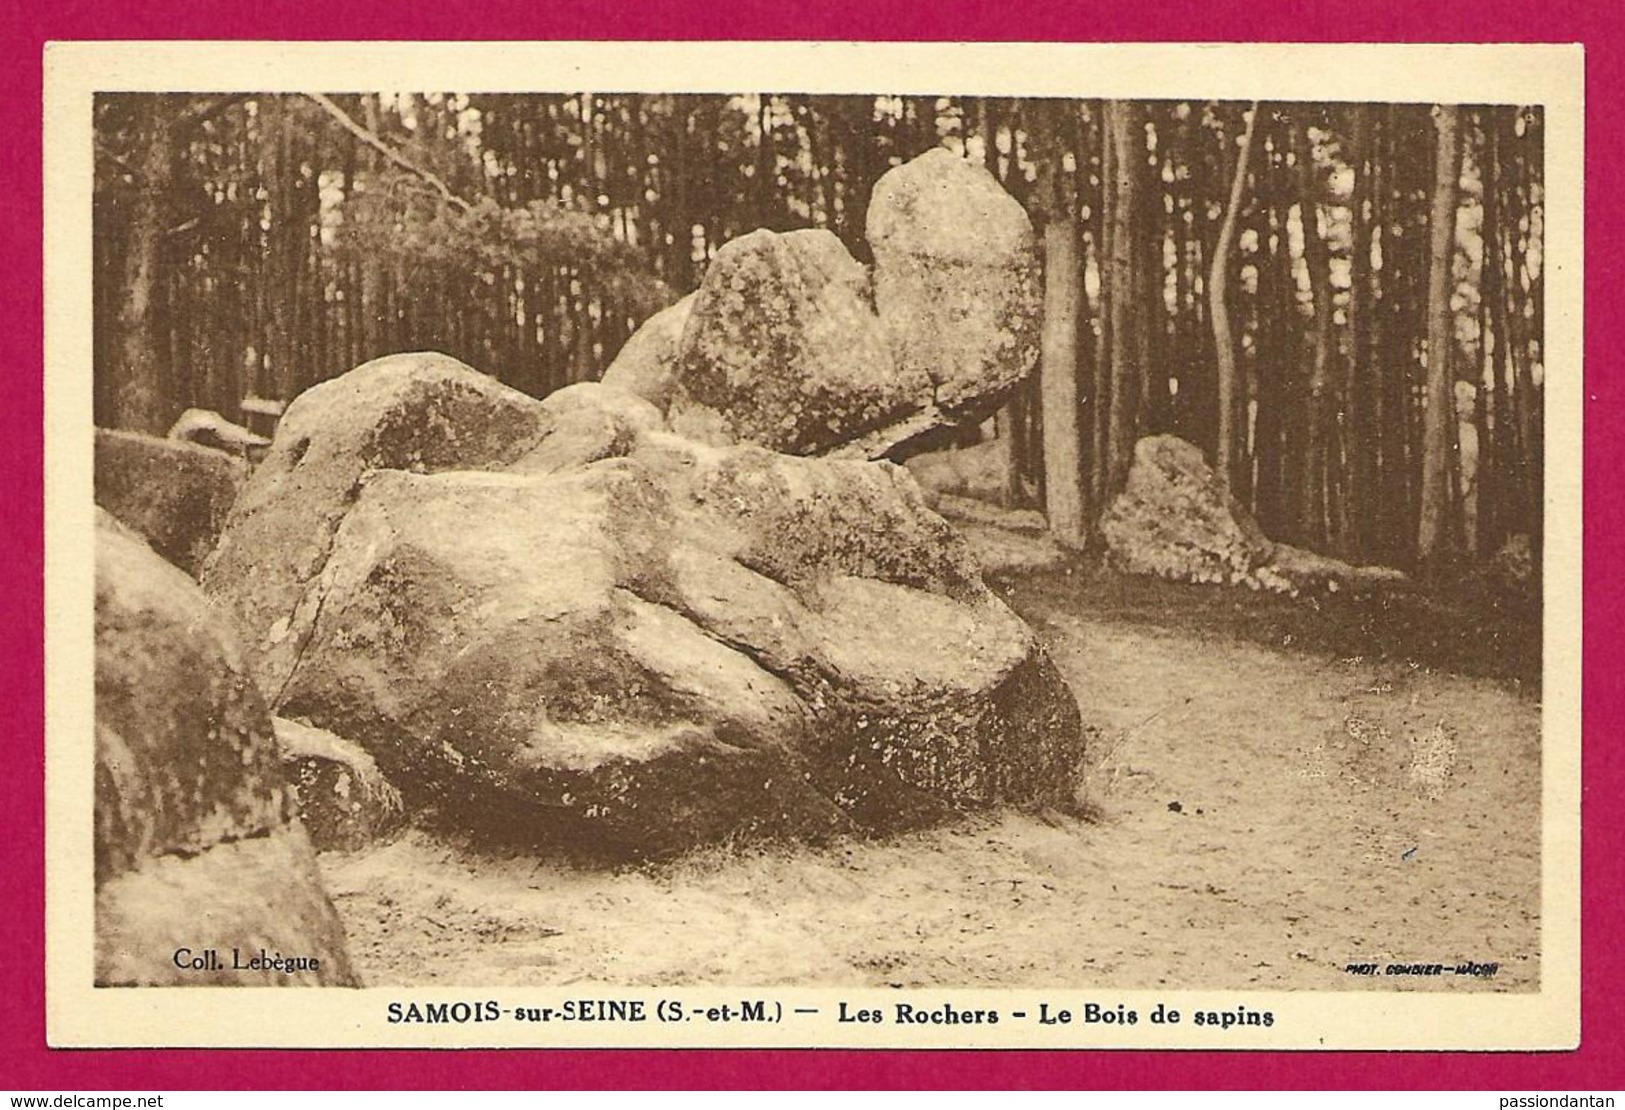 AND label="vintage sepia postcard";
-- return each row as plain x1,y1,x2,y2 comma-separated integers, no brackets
42,39,1583,1050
